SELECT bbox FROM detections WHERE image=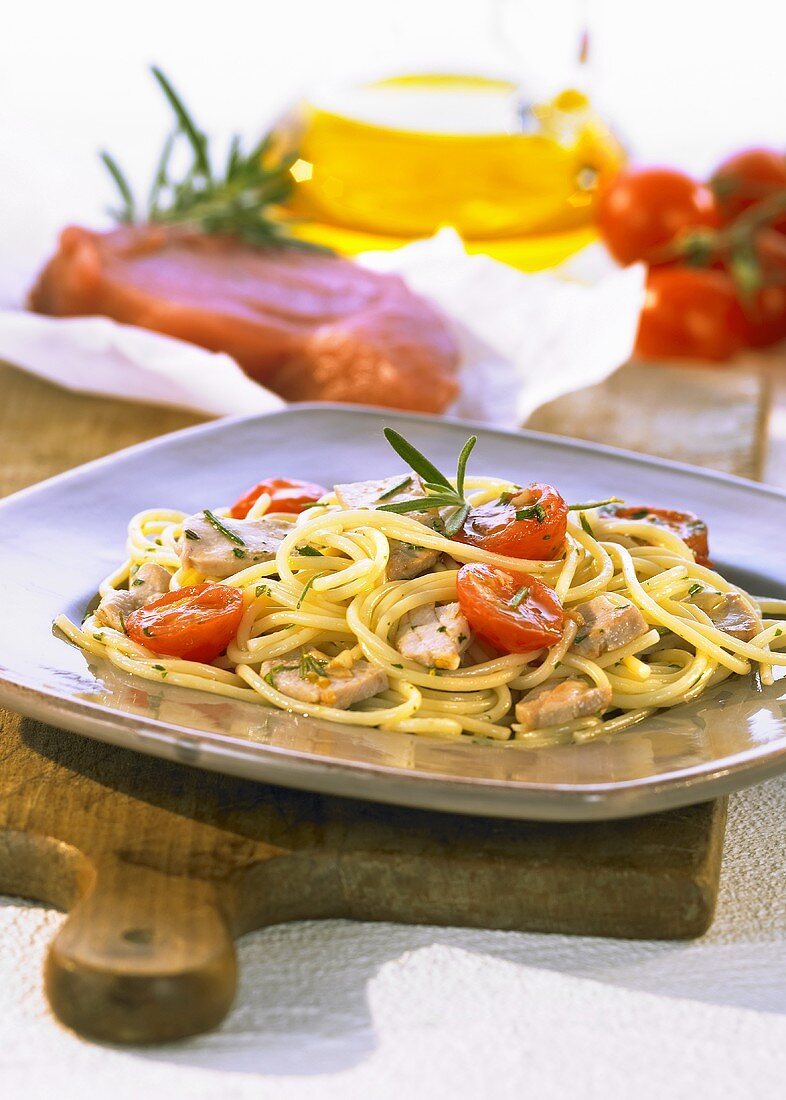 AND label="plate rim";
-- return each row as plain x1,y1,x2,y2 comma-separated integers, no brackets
4,400,786,511
3,671,785,822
